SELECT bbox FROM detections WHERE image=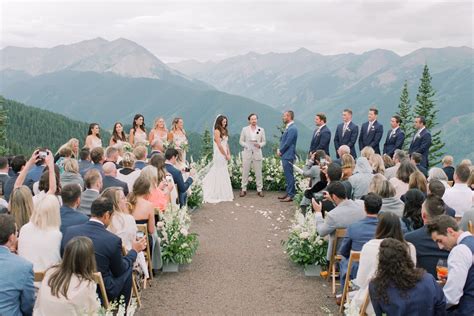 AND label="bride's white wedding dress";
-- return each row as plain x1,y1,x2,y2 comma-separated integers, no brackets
202,135,234,203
